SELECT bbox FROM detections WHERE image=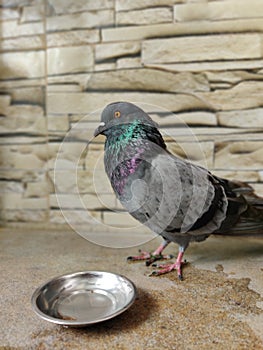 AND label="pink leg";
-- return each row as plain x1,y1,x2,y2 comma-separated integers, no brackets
127,239,173,265
151,246,185,280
